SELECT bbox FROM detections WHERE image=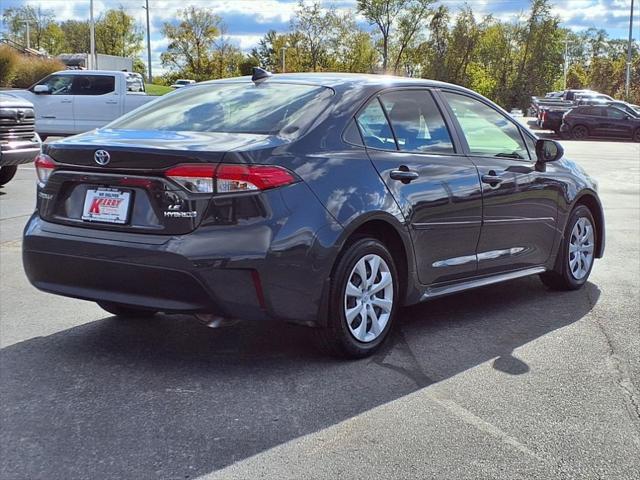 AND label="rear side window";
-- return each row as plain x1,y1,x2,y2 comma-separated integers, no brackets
109,82,333,135
606,108,626,119
580,106,604,116
443,91,529,160
380,90,454,154
356,99,397,150
70,75,115,95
